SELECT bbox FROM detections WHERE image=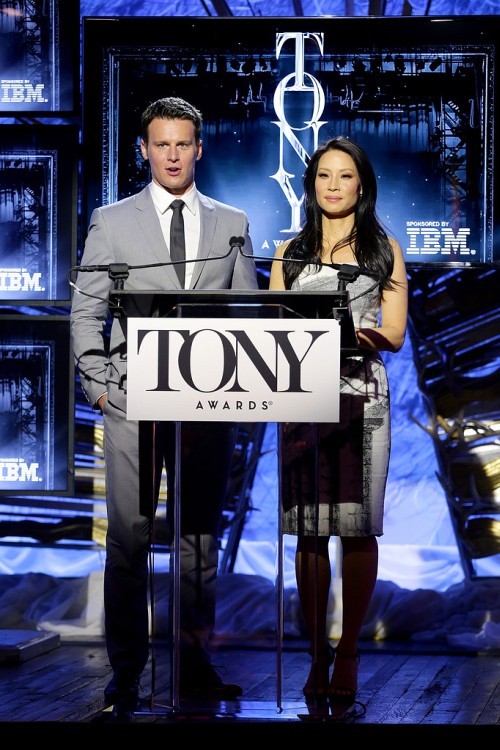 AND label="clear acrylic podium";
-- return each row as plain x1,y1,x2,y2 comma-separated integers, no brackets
109,287,357,716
